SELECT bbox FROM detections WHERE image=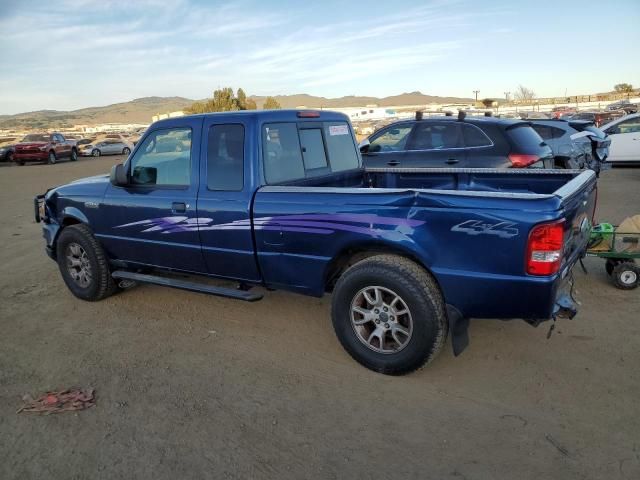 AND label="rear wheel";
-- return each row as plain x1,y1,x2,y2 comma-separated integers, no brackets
92,149,101,157
6,151,14,163
47,151,57,164
70,148,78,161
331,255,447,375
612,262,639,290
56,224,116,301
122,147,131,155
